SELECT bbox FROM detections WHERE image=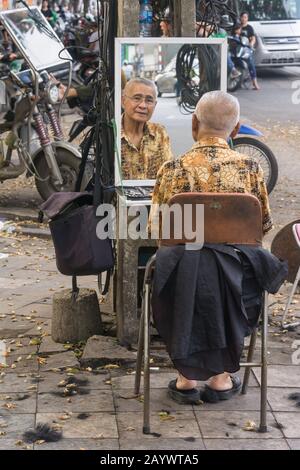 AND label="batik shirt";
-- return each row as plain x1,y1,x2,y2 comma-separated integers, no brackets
151,137,273,234
121,121,173,180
